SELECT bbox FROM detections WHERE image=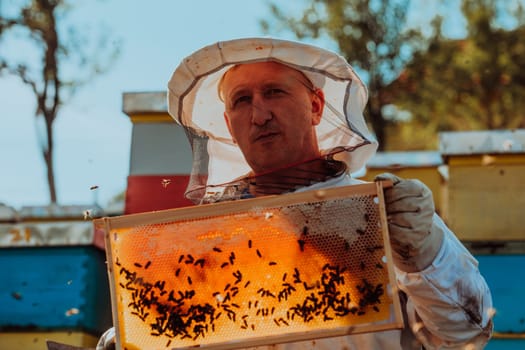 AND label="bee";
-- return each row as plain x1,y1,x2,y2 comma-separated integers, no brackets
161,178,171,188
194,258,205,267
65,308,80,316
297,239,306,252
302,226,309,236
83,209,92,220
